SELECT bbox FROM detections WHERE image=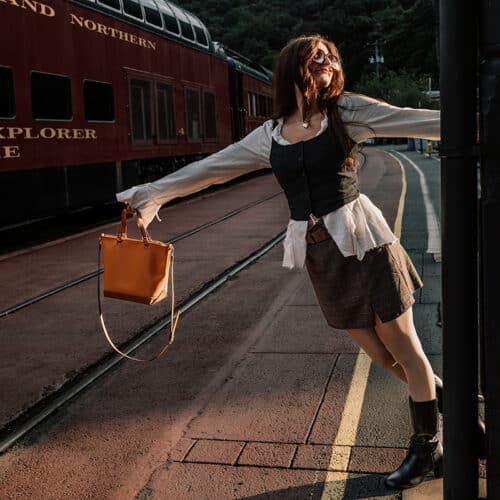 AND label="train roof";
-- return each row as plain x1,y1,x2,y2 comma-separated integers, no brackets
68,0,273,84
70,0,212,51
213,43,273,85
